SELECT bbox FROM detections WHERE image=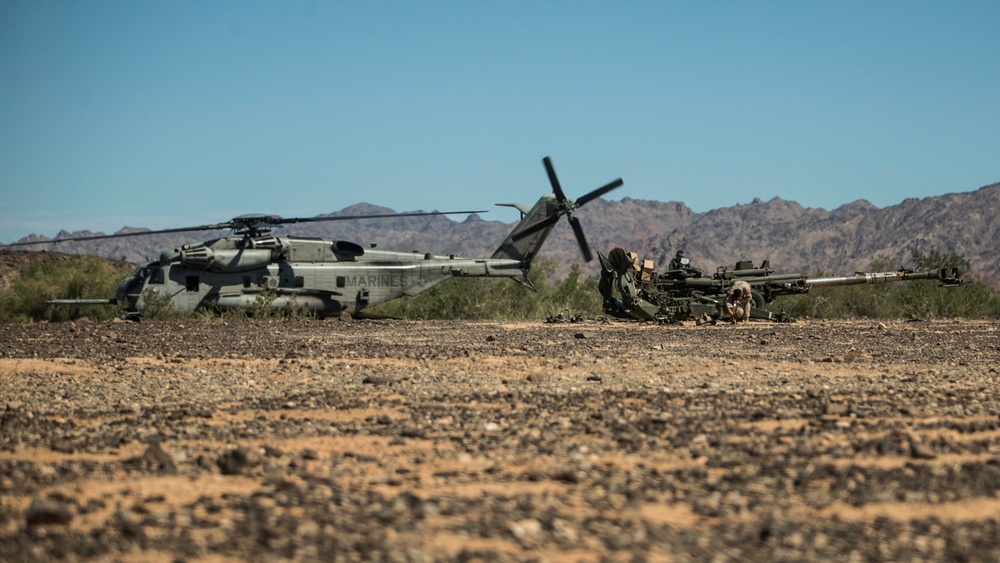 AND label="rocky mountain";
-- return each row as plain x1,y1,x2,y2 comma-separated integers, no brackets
11,182,1000,287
